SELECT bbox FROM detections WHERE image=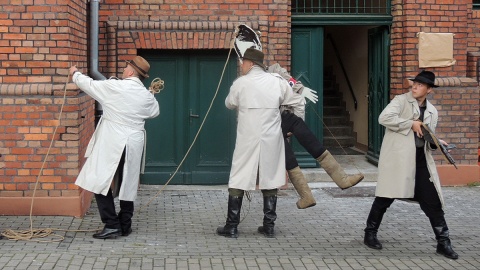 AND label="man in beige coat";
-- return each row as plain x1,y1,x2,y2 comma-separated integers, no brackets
363,70,458,259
